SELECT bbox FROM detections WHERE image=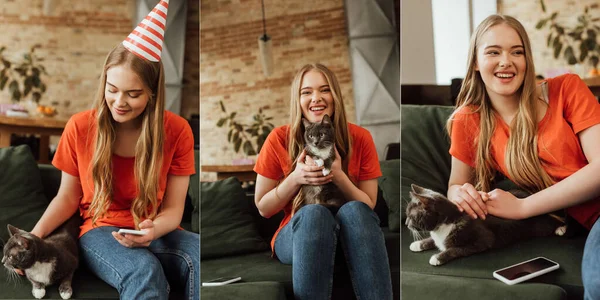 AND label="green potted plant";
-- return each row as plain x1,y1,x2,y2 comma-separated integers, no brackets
536,1,600,75
216,100,275,158
0,44,48,103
